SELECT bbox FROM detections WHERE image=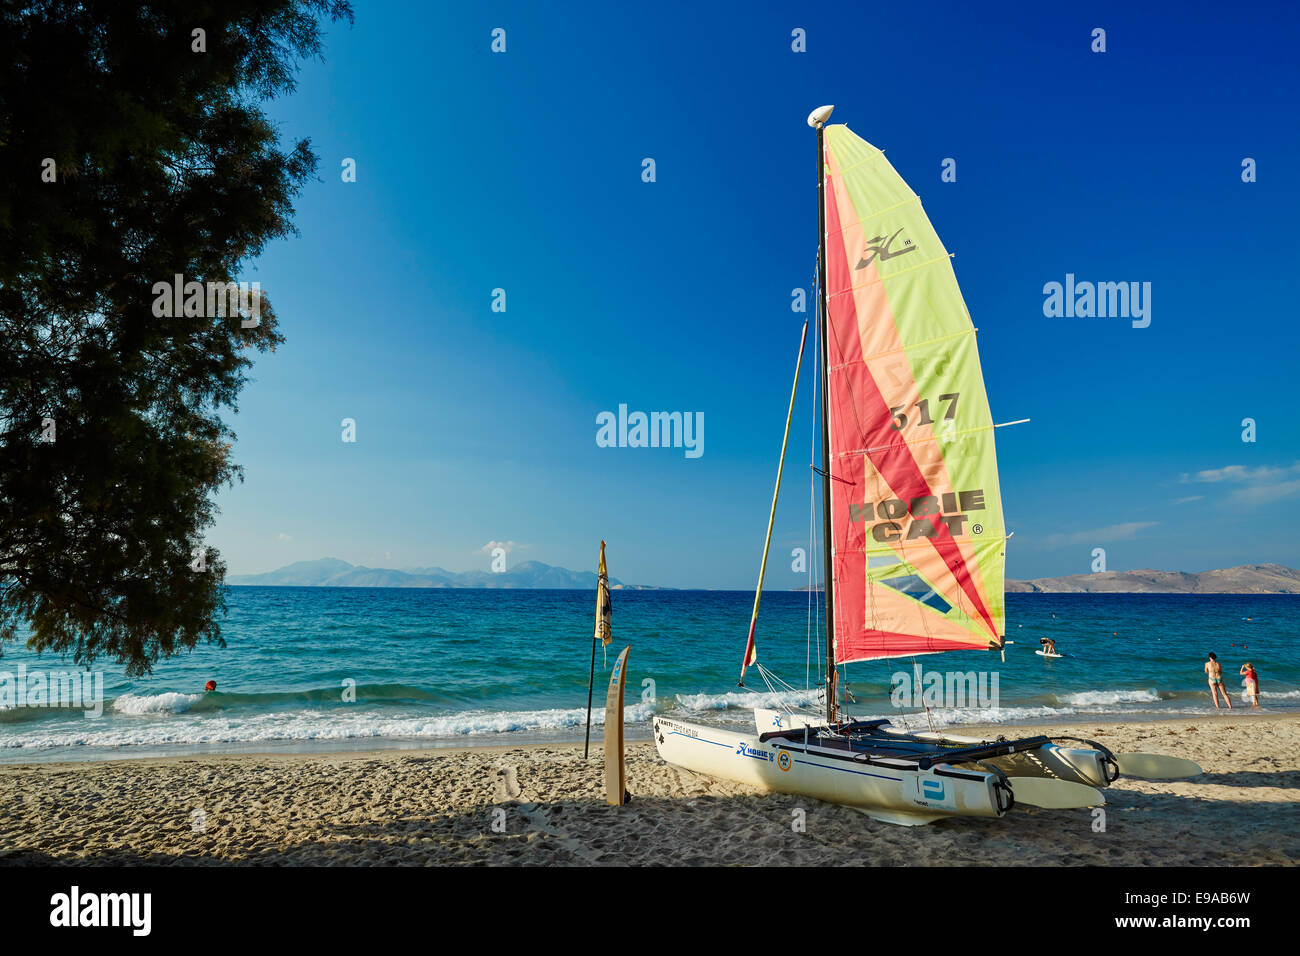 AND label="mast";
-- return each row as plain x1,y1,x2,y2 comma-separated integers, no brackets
808,105,837,724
